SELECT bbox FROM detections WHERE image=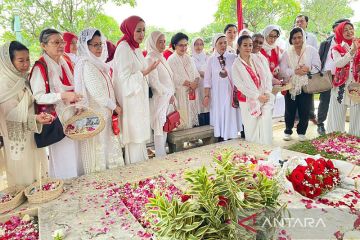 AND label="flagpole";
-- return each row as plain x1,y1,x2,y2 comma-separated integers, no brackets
236,0,243,32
